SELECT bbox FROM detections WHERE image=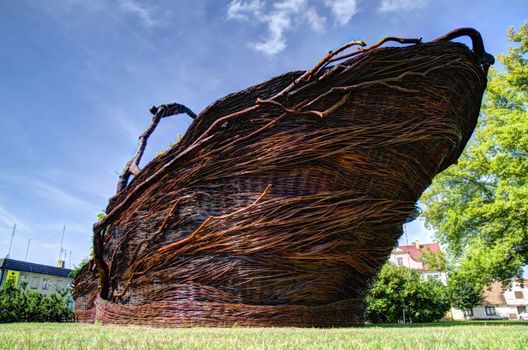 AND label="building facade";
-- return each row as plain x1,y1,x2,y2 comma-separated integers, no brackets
451,280,528,320
0,258,73,295
389,241,528,320
389,240,448,285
